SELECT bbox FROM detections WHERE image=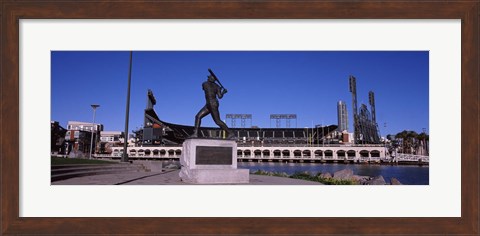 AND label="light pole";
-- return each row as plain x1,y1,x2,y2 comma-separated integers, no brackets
122,51,133,163
89,104,100,159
